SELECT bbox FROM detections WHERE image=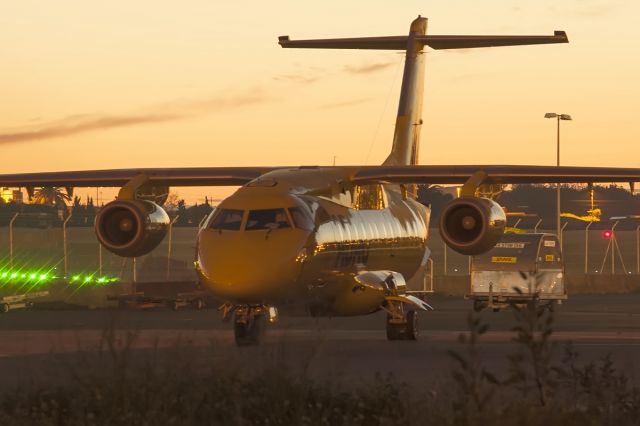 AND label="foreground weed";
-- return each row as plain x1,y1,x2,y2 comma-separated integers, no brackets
447,312,499,424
